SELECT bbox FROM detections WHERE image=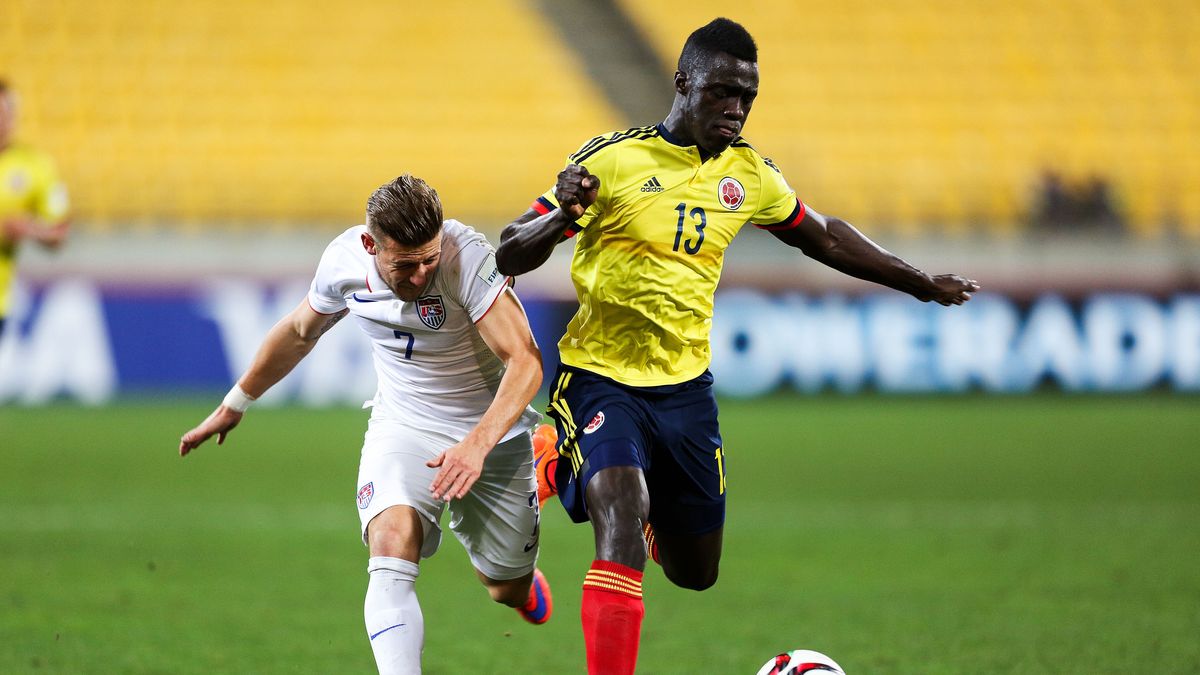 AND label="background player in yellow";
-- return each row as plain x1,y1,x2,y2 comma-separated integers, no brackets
496,18,980,675
0,79,70,337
